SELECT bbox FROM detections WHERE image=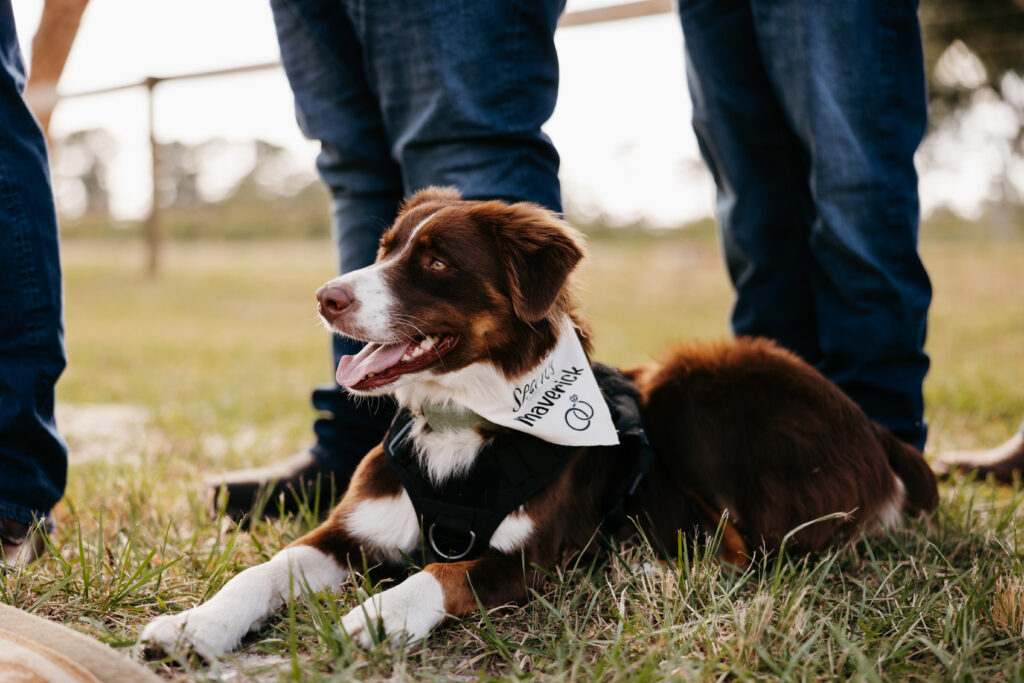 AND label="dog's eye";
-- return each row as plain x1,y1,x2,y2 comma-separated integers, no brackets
428,258,448,271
